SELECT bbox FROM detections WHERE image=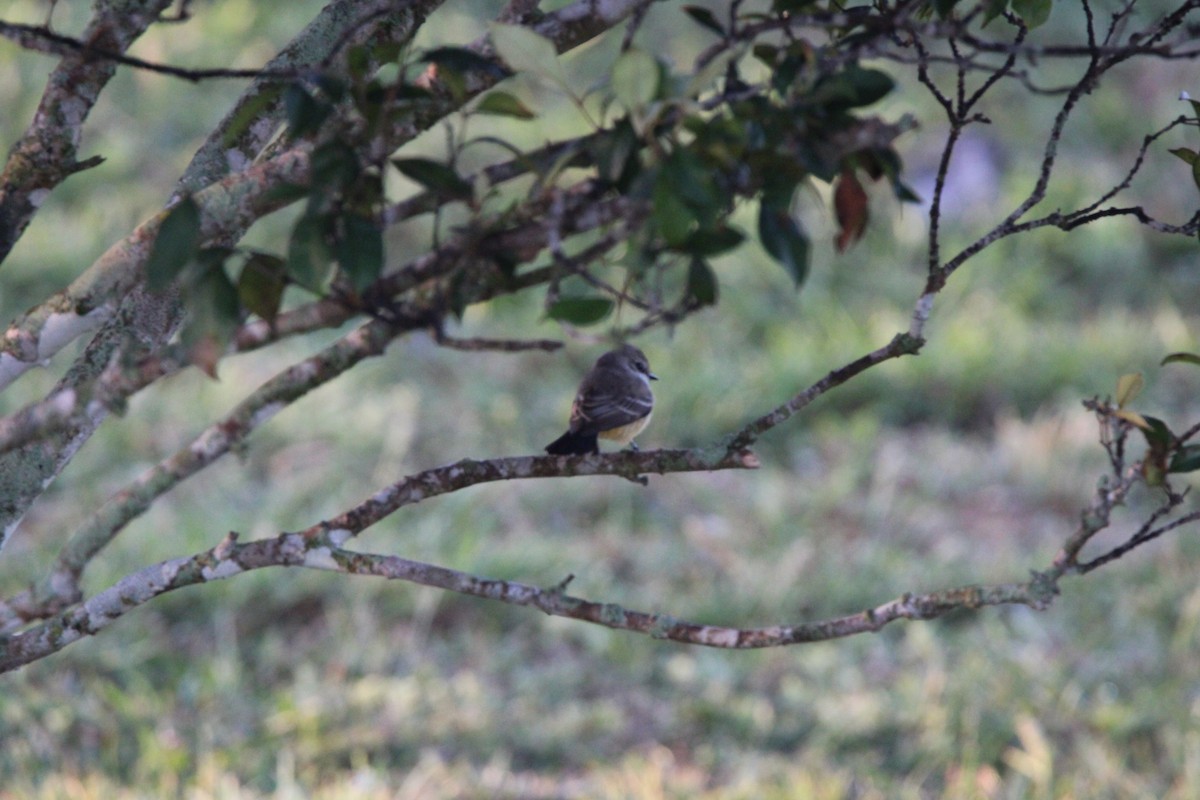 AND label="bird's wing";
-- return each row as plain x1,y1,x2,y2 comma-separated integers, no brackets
570,390,652,434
